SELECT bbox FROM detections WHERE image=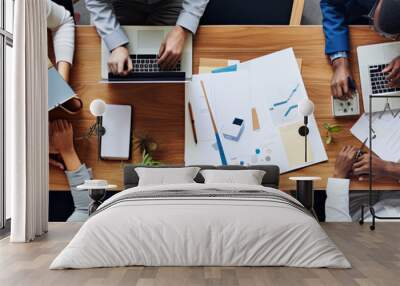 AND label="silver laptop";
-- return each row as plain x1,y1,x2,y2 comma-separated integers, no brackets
358,42,400,112
101,26,192,83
